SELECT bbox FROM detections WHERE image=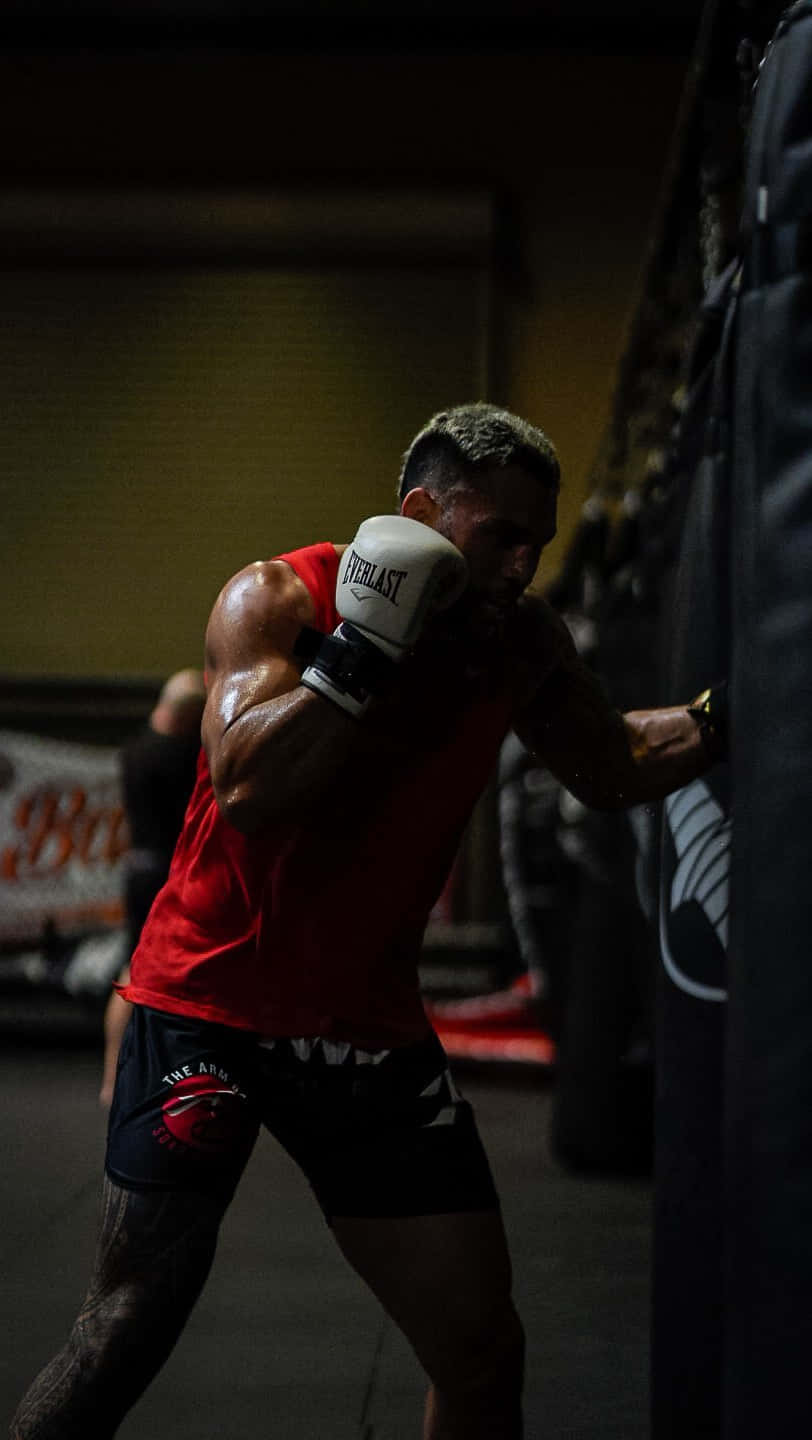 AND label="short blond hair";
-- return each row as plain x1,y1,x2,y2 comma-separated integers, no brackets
398,402,560,503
